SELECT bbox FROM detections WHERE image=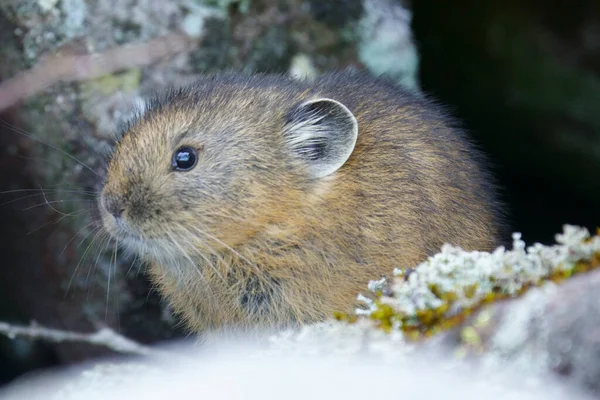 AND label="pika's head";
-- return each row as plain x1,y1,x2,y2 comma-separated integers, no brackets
99,78,358,263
